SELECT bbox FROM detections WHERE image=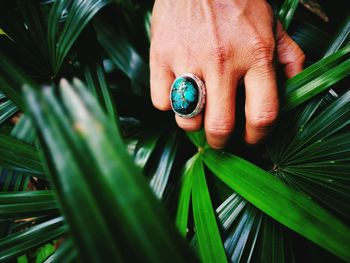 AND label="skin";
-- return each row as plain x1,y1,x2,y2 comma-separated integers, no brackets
150,0,305,149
